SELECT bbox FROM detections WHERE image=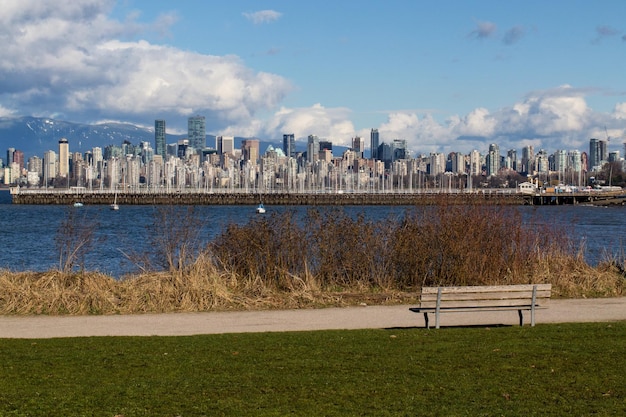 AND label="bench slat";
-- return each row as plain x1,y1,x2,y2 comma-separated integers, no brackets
419,299,549,309
421,284,551,295
420,290,552,303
